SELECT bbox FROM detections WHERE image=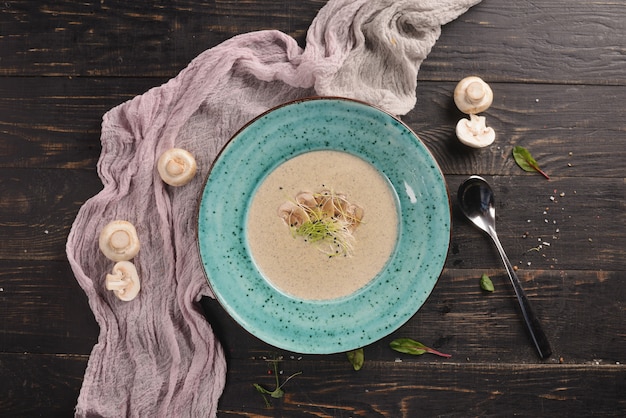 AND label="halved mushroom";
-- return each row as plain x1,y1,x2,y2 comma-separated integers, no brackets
278,201,310,228
99,220,140,261
454,76,493,115
157,148,197,186
105,261,140,301
456,114,496,148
